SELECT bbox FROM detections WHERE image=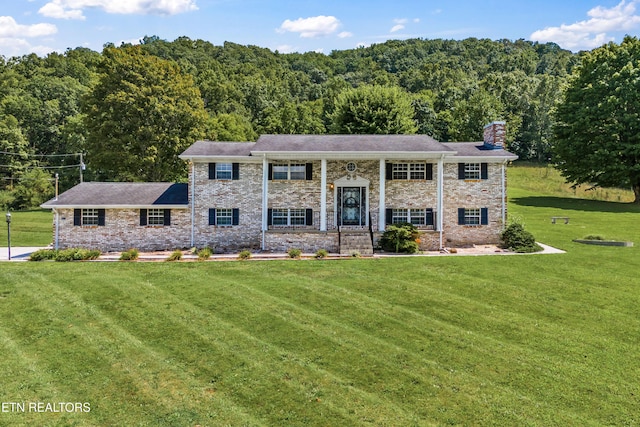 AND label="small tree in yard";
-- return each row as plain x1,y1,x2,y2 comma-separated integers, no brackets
379,223,420,254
